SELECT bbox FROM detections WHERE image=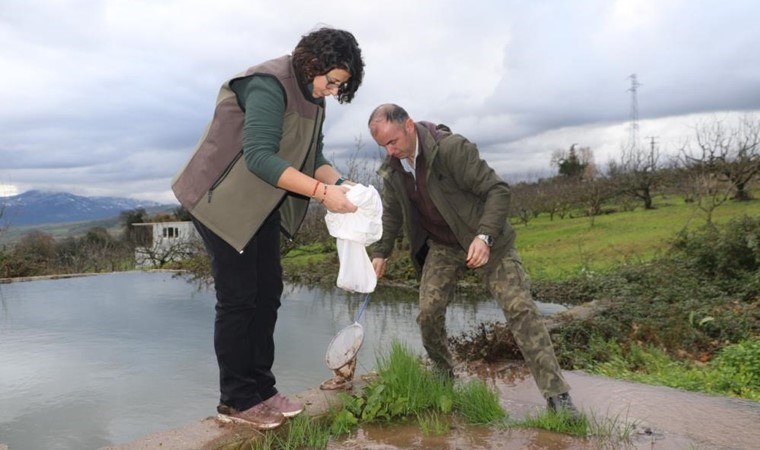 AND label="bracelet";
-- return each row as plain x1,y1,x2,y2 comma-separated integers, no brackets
310,180,320,198
320,184,328,203
335,177,346,186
